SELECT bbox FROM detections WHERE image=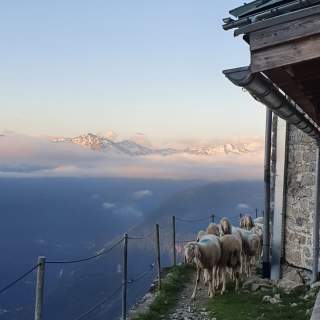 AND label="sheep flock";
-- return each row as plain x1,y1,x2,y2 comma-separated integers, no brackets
184,215,263,300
